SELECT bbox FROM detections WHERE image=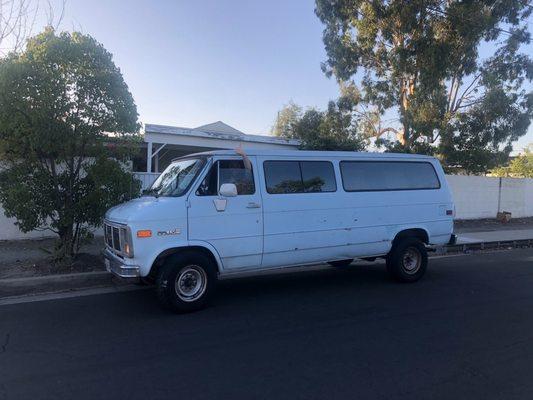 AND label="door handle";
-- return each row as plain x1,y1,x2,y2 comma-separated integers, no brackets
246,202,261,208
